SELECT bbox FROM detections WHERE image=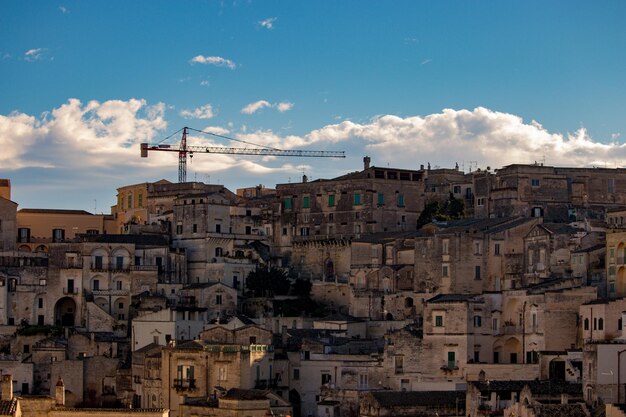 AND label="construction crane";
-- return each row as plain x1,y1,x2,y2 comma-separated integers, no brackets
141,126,346,183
